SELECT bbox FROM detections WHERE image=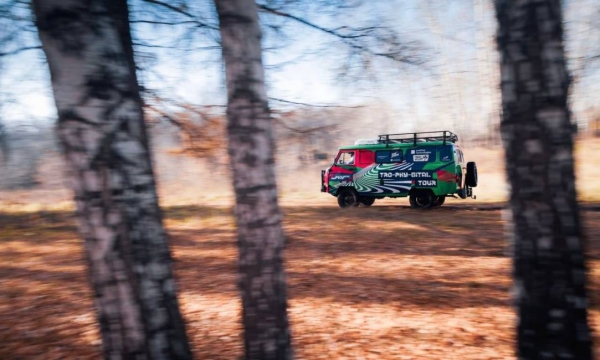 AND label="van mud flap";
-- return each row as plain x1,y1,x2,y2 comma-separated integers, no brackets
321,170,326,192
